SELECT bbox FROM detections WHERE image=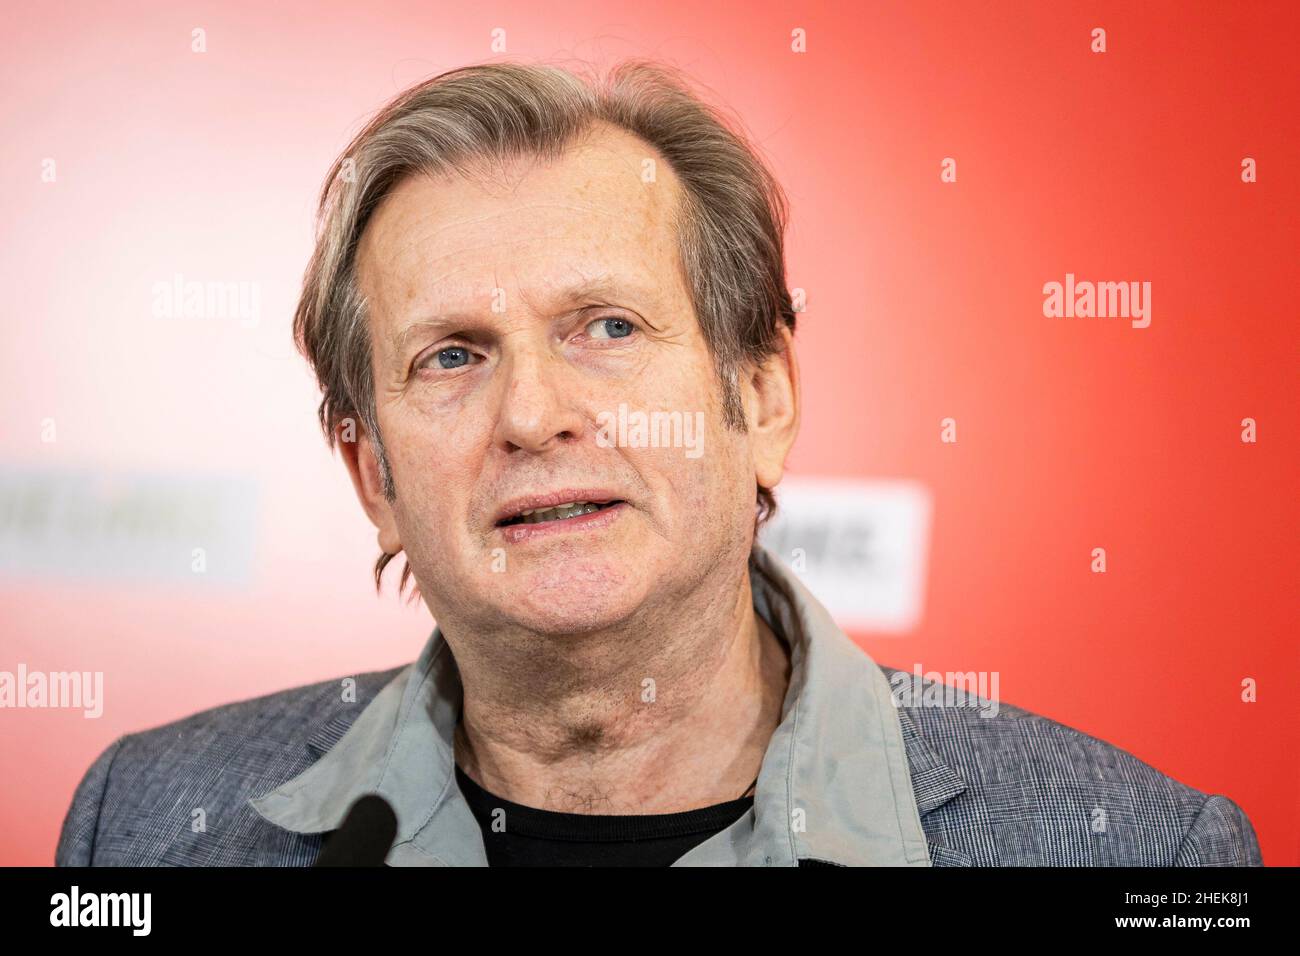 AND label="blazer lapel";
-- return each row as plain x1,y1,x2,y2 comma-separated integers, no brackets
893,705,975,866
158,710,366,866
